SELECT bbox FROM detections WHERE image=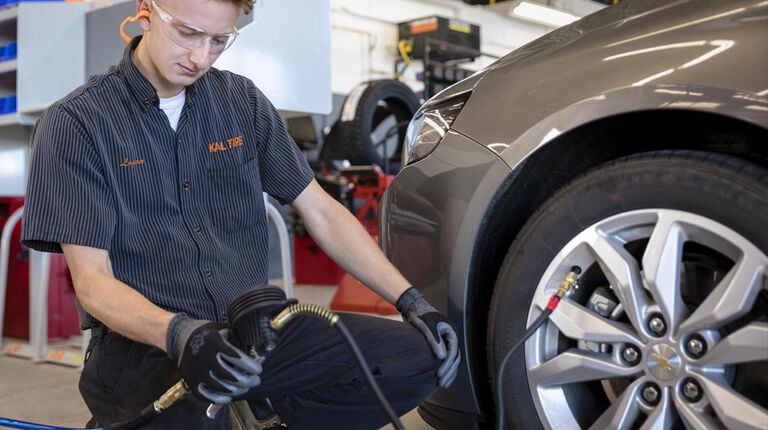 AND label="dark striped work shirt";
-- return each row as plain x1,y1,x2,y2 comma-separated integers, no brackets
22,37,314,322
